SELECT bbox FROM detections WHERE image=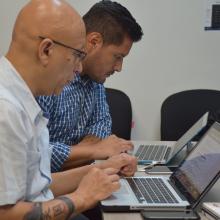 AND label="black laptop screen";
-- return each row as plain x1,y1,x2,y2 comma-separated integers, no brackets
171,122,220,205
